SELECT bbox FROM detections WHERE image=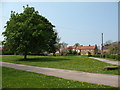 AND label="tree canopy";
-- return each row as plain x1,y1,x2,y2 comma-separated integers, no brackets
2,5,58,59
